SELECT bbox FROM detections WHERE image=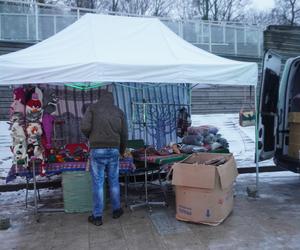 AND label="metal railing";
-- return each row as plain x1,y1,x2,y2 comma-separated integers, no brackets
0,0,263,57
